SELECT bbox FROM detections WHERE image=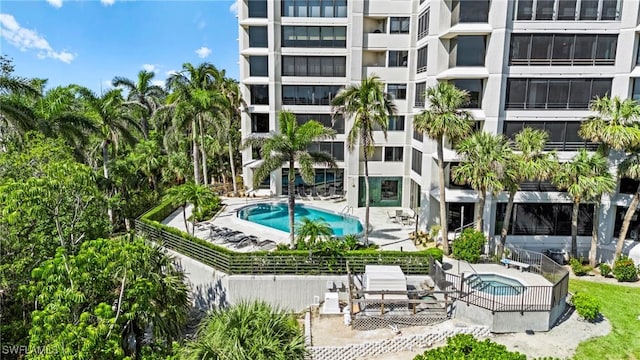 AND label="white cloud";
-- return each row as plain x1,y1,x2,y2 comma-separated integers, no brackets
101,0,116,5
152,80,165,88
195,46,212,59
142,63,156,72
229,2,238,15
0,13,76,64
46,0,63,8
